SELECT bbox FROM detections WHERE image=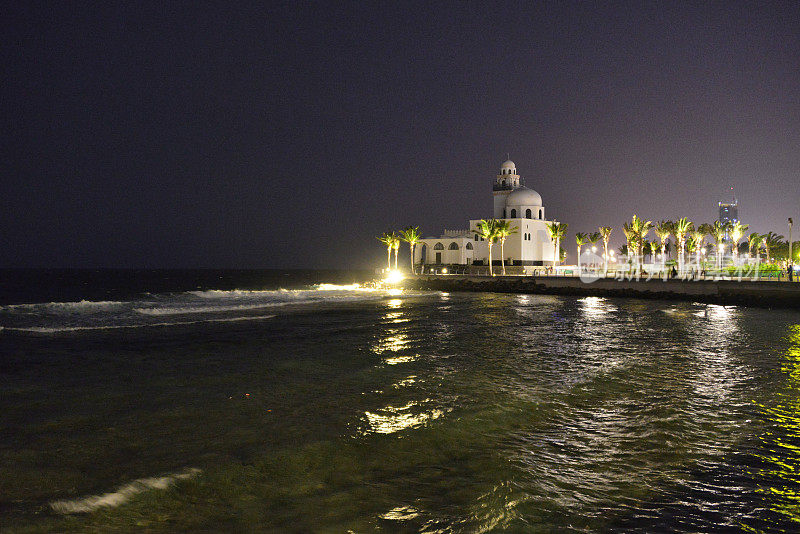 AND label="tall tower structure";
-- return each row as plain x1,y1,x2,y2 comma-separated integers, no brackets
718,186,738,225
493,160,520,218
